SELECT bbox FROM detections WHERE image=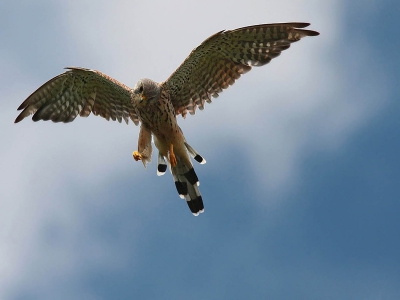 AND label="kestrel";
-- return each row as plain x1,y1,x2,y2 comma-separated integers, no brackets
15,23,319,216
